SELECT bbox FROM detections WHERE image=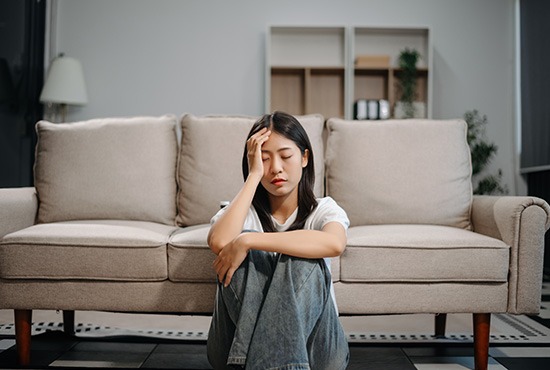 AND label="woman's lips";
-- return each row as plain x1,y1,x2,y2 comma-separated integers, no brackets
271,179,286,186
